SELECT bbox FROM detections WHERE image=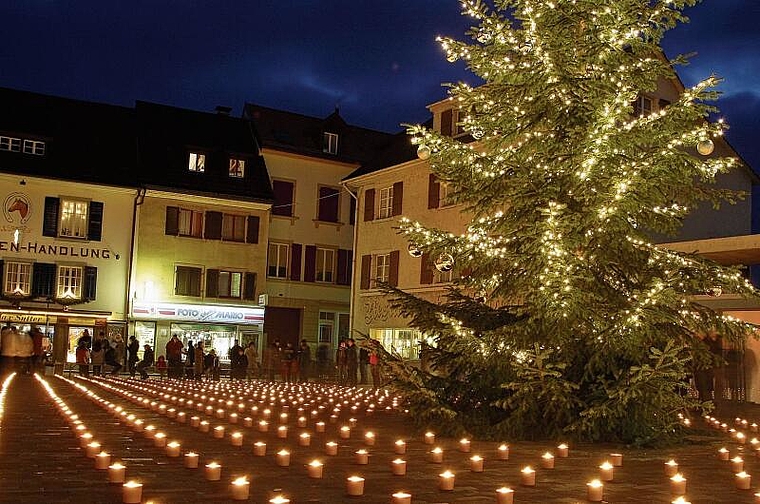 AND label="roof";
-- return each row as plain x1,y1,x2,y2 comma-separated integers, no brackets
136,101,273,203
0,87,137,187
343,130,419,181
244,103,396,165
